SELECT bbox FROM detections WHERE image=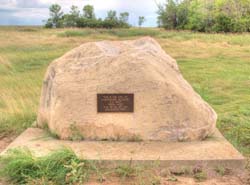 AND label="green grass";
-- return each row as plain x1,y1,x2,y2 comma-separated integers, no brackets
58,30,93,37
105,28,160,37
0,148,94,184
177,56,250,154
0,27,250,157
